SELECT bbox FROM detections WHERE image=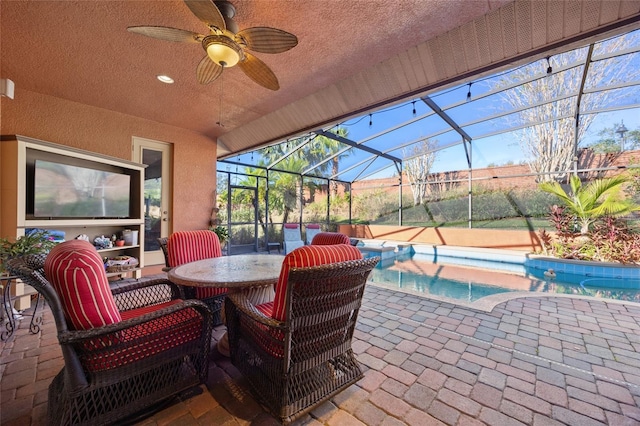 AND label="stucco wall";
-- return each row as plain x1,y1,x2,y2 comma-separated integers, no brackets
338,224,542,252
0,89,217,232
